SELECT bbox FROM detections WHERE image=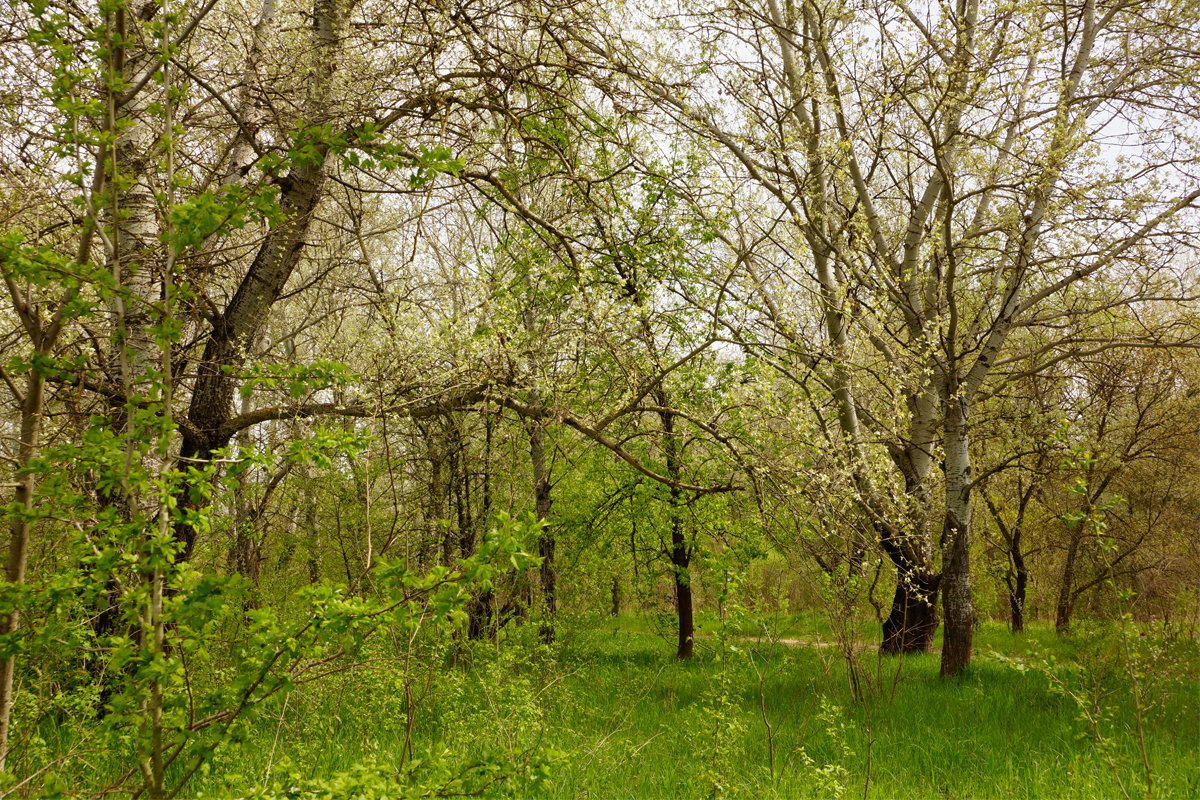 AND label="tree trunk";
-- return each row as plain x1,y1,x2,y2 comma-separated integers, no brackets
880,379,943,653
940,396,975,677
172,0,343,562
467,590,494,640
881,569,941,654
107,0,165,412
1009,540,1028,634
671,517,694,659
611,575,621,617
230,392,263,595
1055,532,1081,635
528,420,556,643
467,413,494,640
0,367,47,771
656,401,693,659
983,482,1032,635
296,469,319,584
